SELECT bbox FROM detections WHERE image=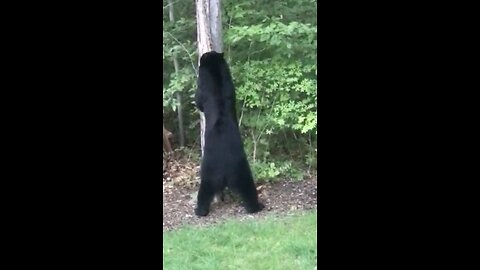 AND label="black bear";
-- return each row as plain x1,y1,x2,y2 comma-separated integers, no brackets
194,51,264,216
